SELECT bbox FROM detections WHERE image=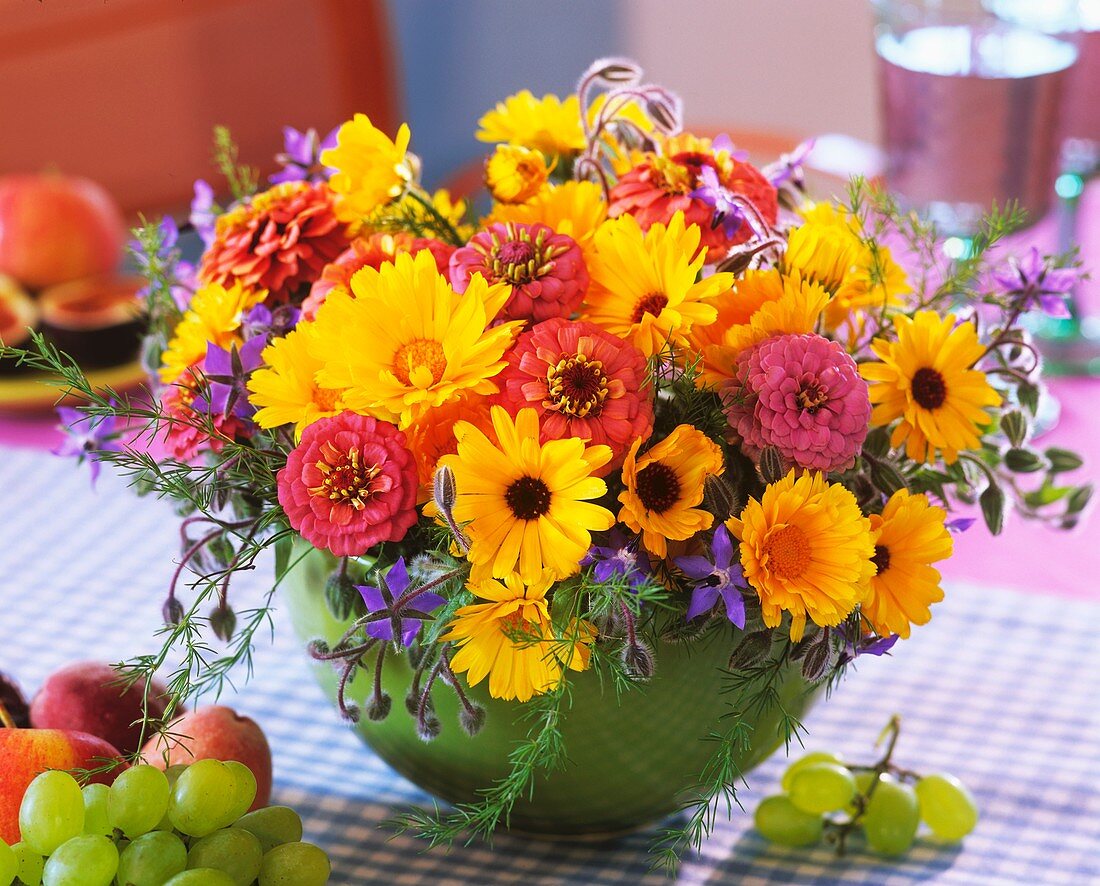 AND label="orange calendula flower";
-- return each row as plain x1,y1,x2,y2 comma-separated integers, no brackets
485,144,551,204
618,425,725,559
729,469,875,641
864,489,953,639
402,390,494,500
